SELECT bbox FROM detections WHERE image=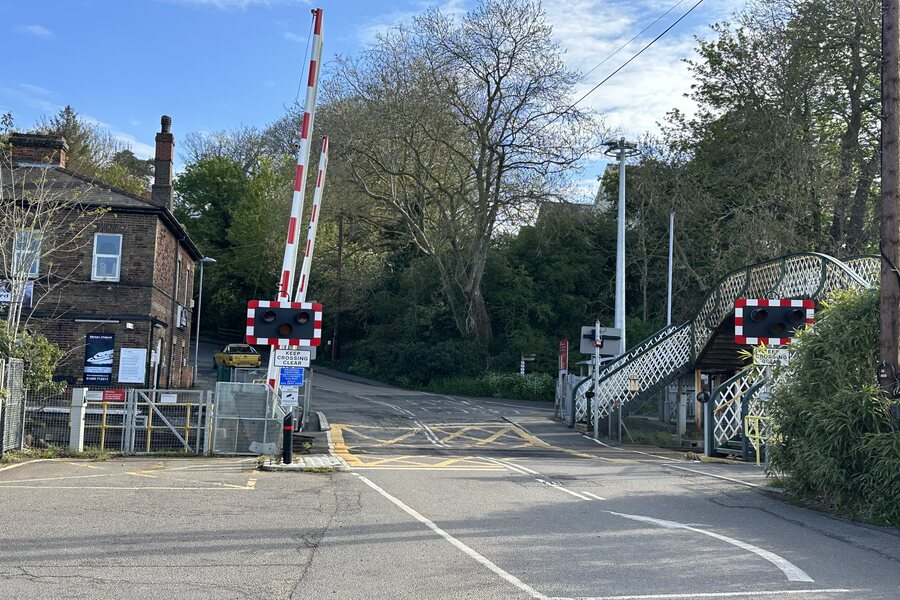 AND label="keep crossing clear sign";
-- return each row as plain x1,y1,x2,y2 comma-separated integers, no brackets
274,349,311,368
